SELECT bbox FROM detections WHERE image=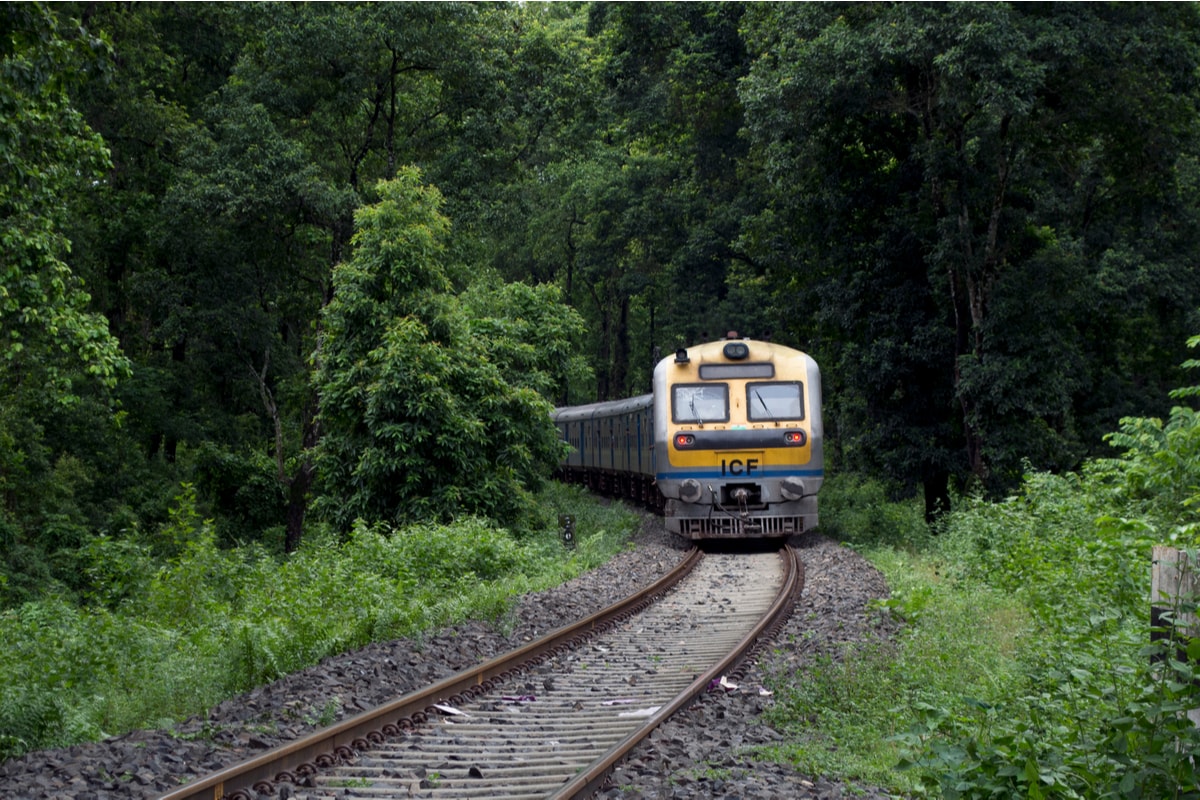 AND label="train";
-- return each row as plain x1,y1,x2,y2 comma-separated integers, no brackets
553,335,823,539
